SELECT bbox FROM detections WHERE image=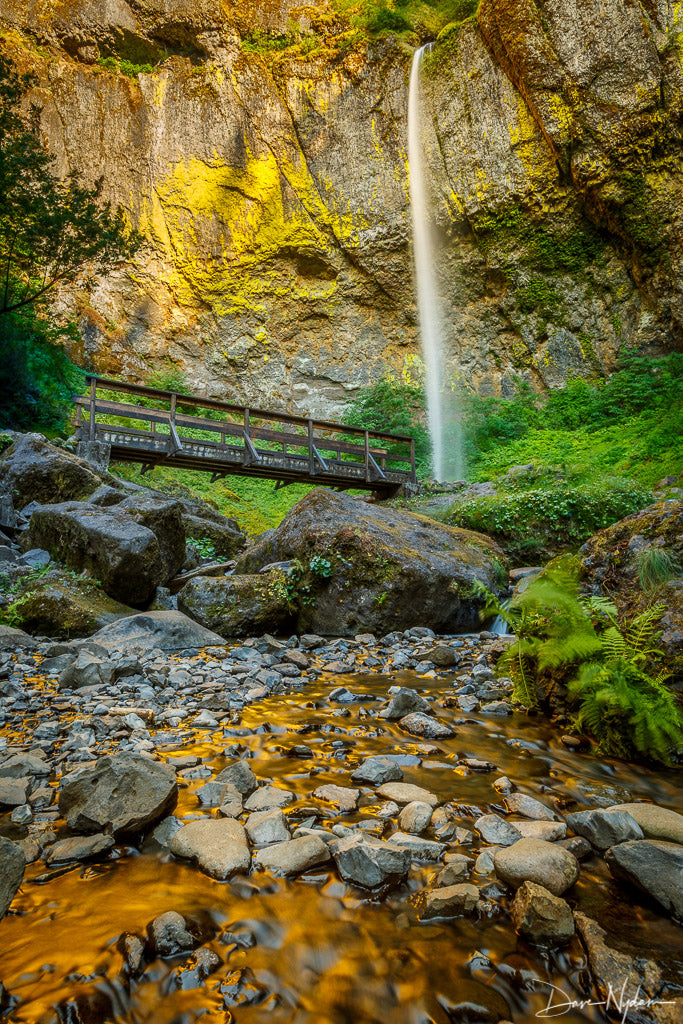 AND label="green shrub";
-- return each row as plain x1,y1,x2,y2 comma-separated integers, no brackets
342,376,431,476
367,5,412,33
